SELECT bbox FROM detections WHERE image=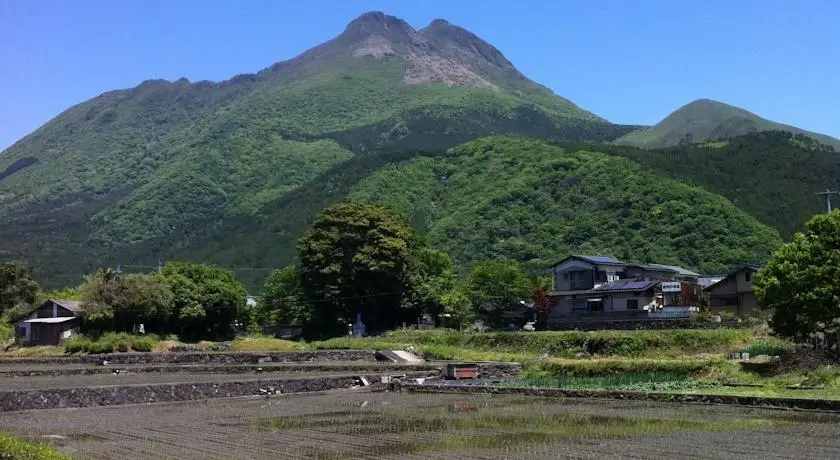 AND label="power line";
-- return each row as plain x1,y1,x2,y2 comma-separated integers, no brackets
816,189,840,213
